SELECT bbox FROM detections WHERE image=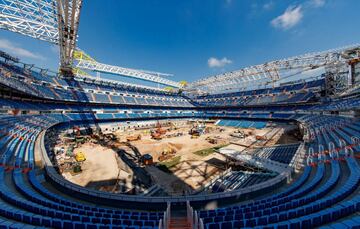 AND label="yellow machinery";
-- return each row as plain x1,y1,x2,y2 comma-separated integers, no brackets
75,152,86,162
191,134,199,139
158,148,176,162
